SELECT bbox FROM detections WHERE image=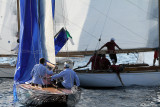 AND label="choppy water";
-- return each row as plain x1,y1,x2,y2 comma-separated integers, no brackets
1,78,160,107
0,53,159,107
